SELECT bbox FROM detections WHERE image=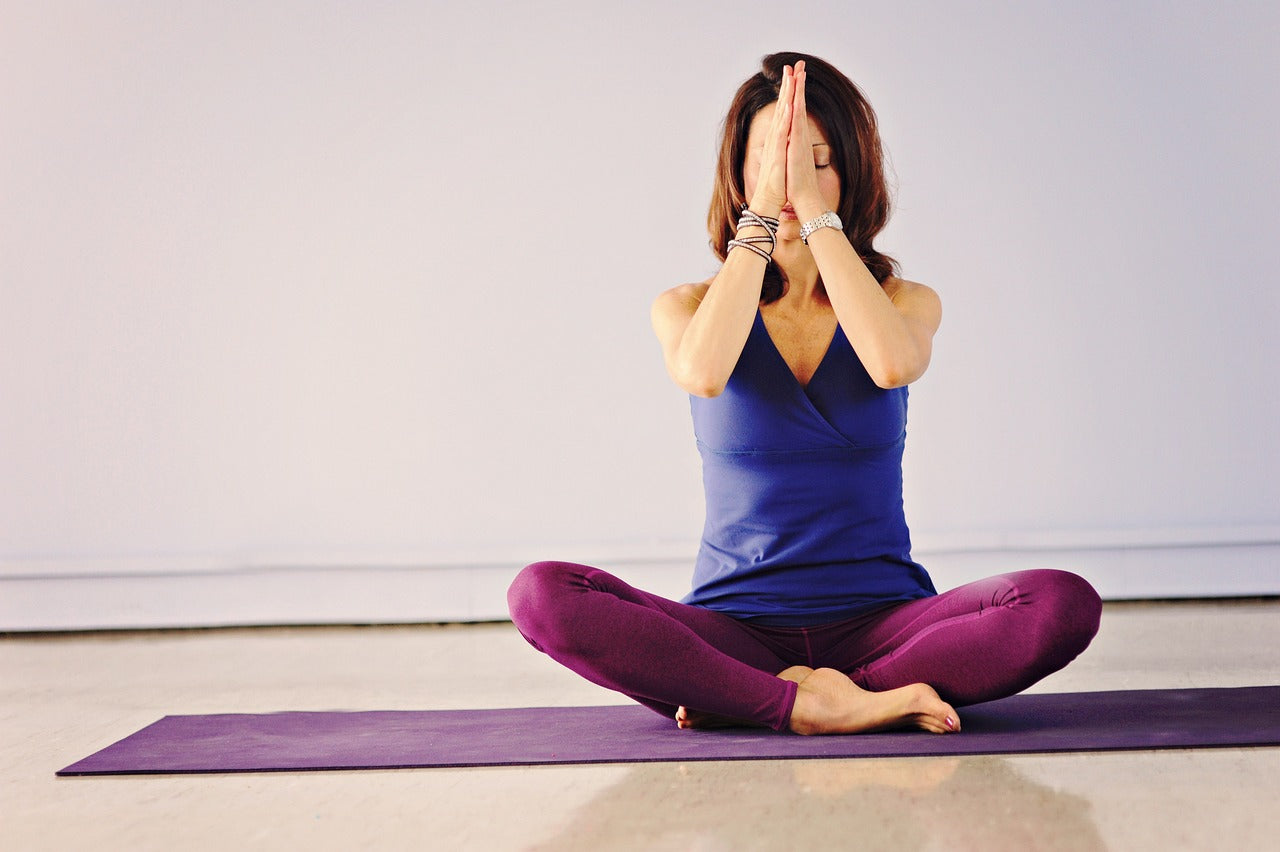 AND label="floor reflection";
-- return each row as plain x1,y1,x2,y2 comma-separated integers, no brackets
531,753,1105,850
